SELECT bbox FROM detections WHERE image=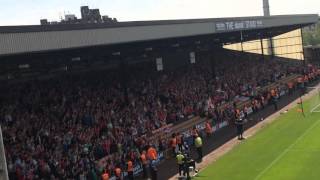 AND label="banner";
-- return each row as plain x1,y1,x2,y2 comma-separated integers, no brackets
151,123,173,135
147,123,173,142
179,119,229,146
